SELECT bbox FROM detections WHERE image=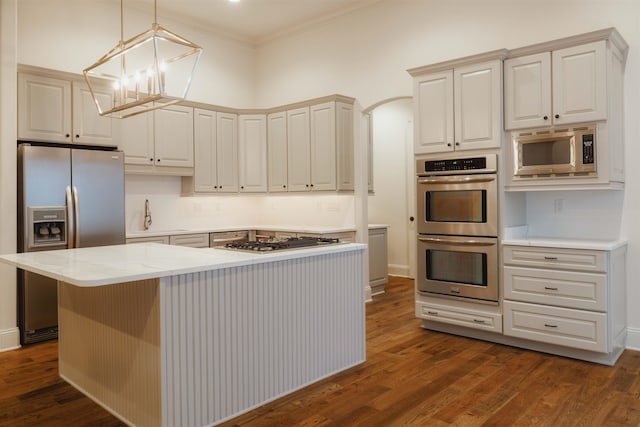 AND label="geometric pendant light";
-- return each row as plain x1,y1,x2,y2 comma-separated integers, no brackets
83,0,202,118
